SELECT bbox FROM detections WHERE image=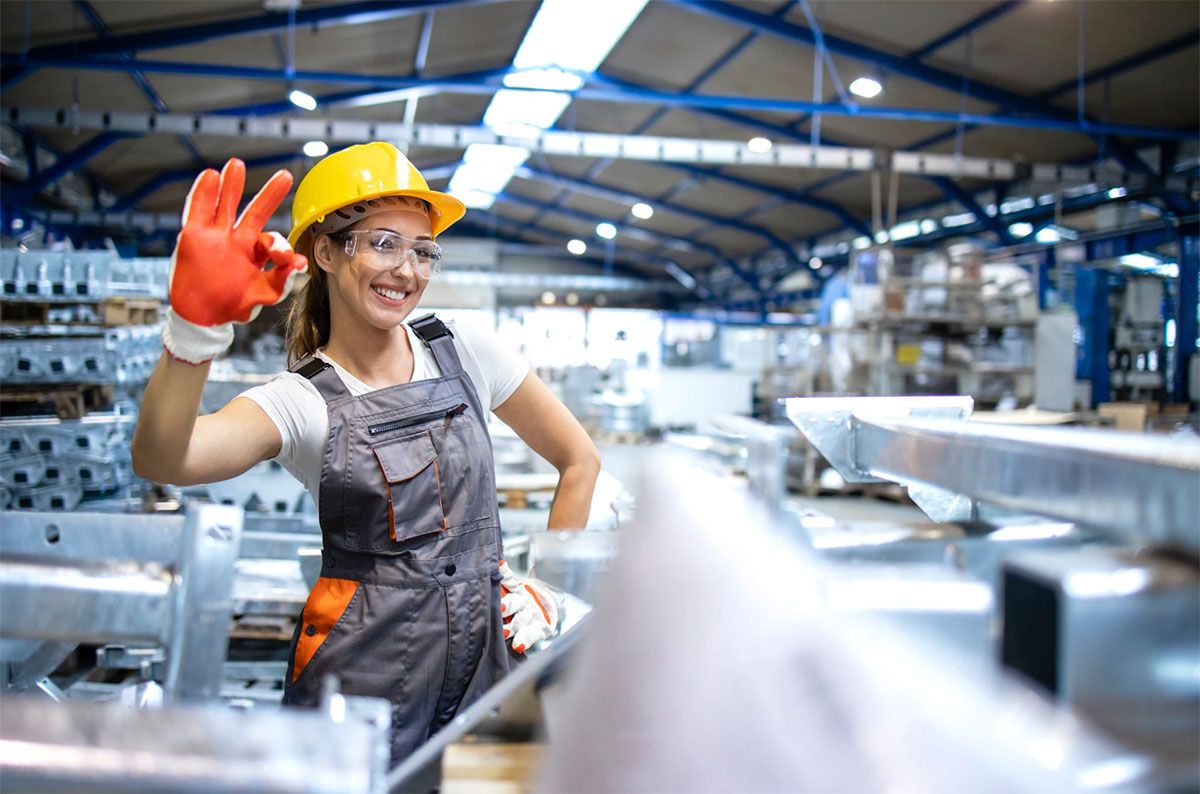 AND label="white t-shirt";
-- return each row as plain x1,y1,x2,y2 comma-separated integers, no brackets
238,320,529,512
